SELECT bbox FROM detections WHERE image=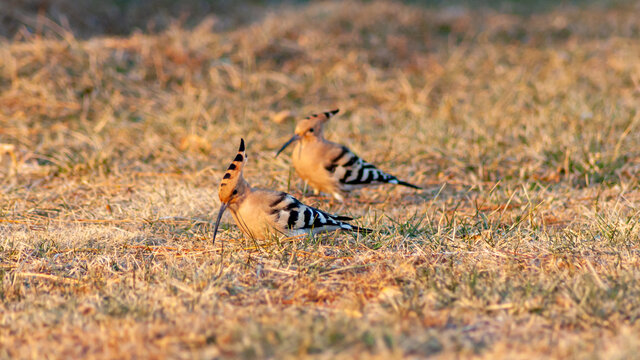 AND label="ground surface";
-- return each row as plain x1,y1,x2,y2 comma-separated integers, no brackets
1,1,640,358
